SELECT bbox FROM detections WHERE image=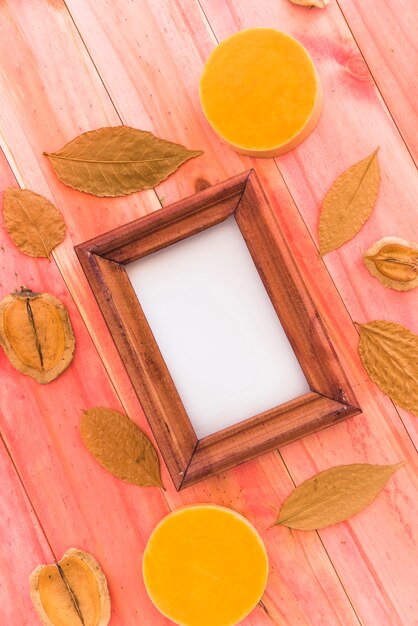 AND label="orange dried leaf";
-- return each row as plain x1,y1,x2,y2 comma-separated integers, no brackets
358,320,418,416
3,188,66,259
81,407,163,488
319,150,380,256
45,127,203,197
275,462,404,530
